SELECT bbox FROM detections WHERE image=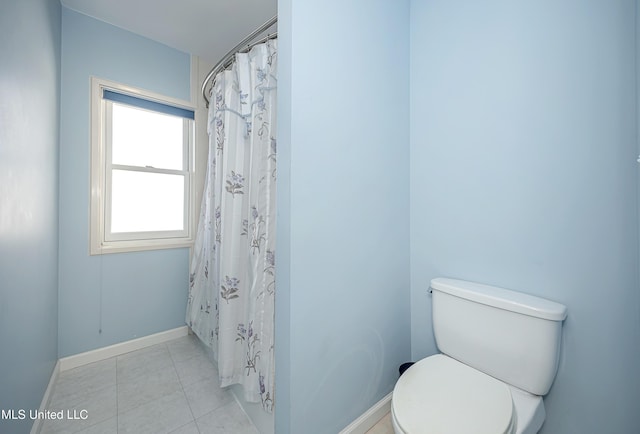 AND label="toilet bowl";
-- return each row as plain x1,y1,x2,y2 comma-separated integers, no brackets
391,355,545,434
391,278,566,434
